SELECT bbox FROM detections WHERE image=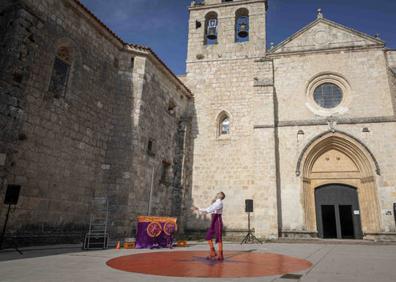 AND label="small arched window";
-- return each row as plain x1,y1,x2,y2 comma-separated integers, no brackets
235,8,249,43
49,46,73,98
219,115,230,136
168,99,176,116
205,11,218,45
